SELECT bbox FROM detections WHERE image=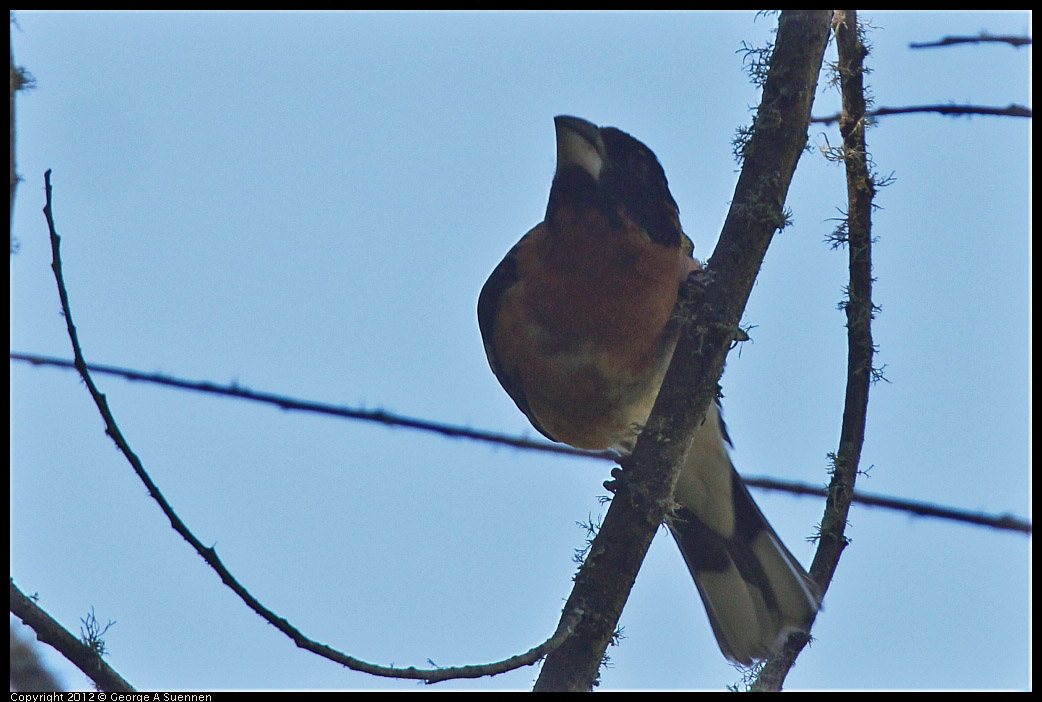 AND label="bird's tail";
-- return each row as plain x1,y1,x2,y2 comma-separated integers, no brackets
669,413,821,665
